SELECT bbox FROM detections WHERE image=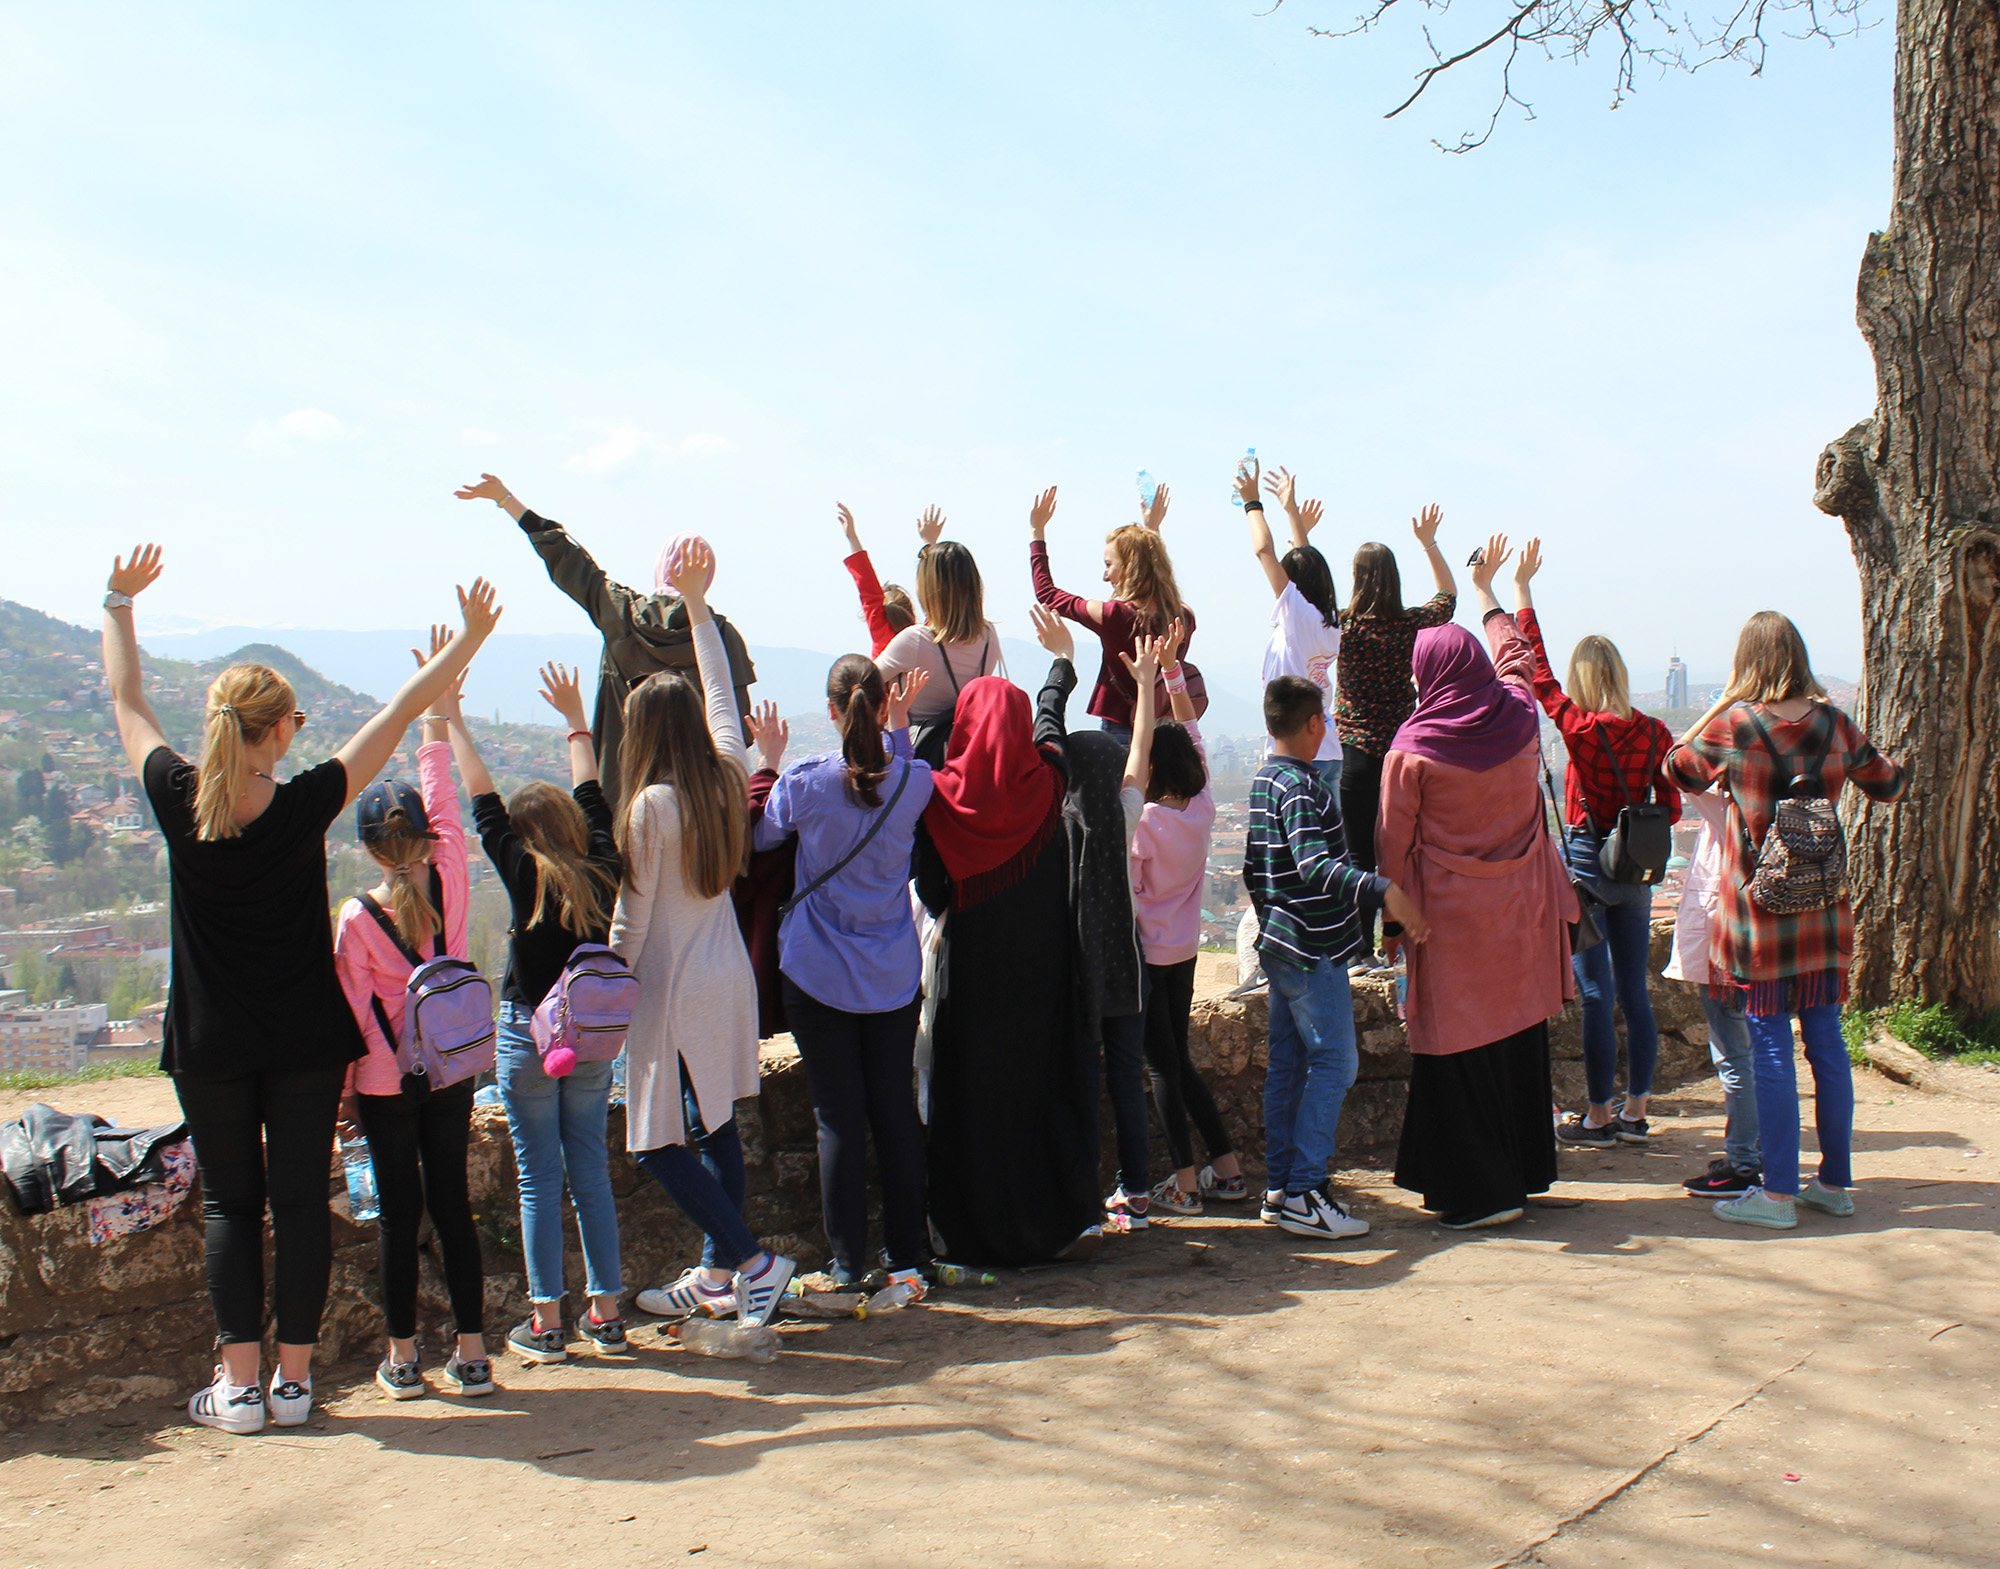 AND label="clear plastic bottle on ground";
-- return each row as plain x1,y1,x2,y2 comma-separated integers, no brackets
341,1139,380,1223
666,1318,780,1362
865,1277,928,1313
933,1262,997,1287
609,1050,627,1107
1231,448,1257,506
